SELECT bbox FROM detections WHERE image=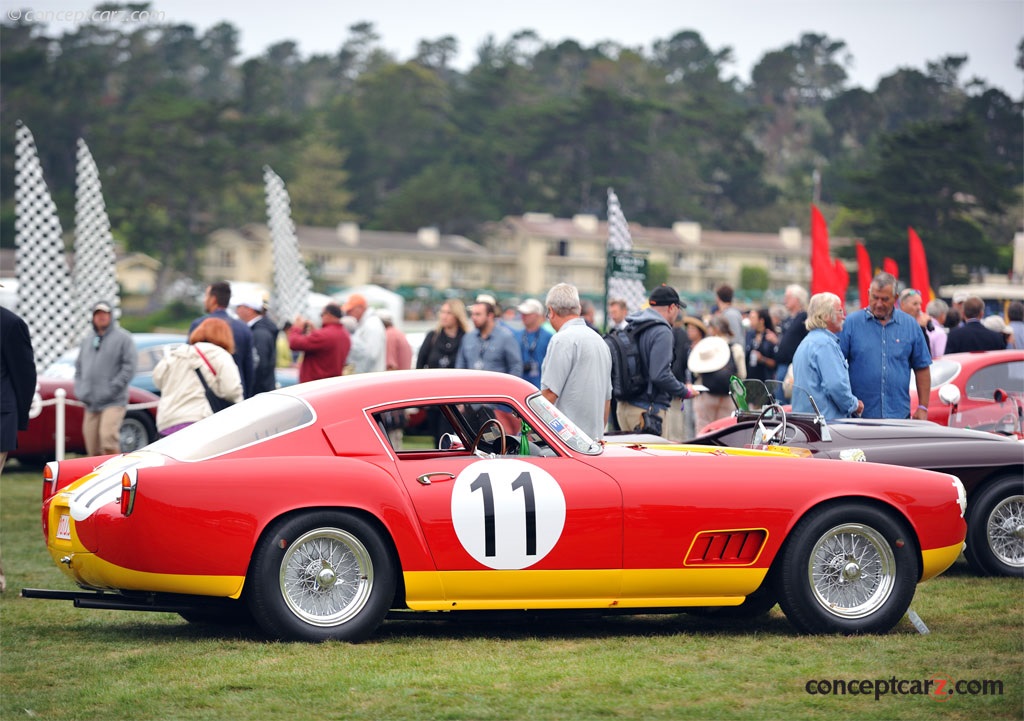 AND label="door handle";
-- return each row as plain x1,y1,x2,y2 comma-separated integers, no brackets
416,471,456,486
